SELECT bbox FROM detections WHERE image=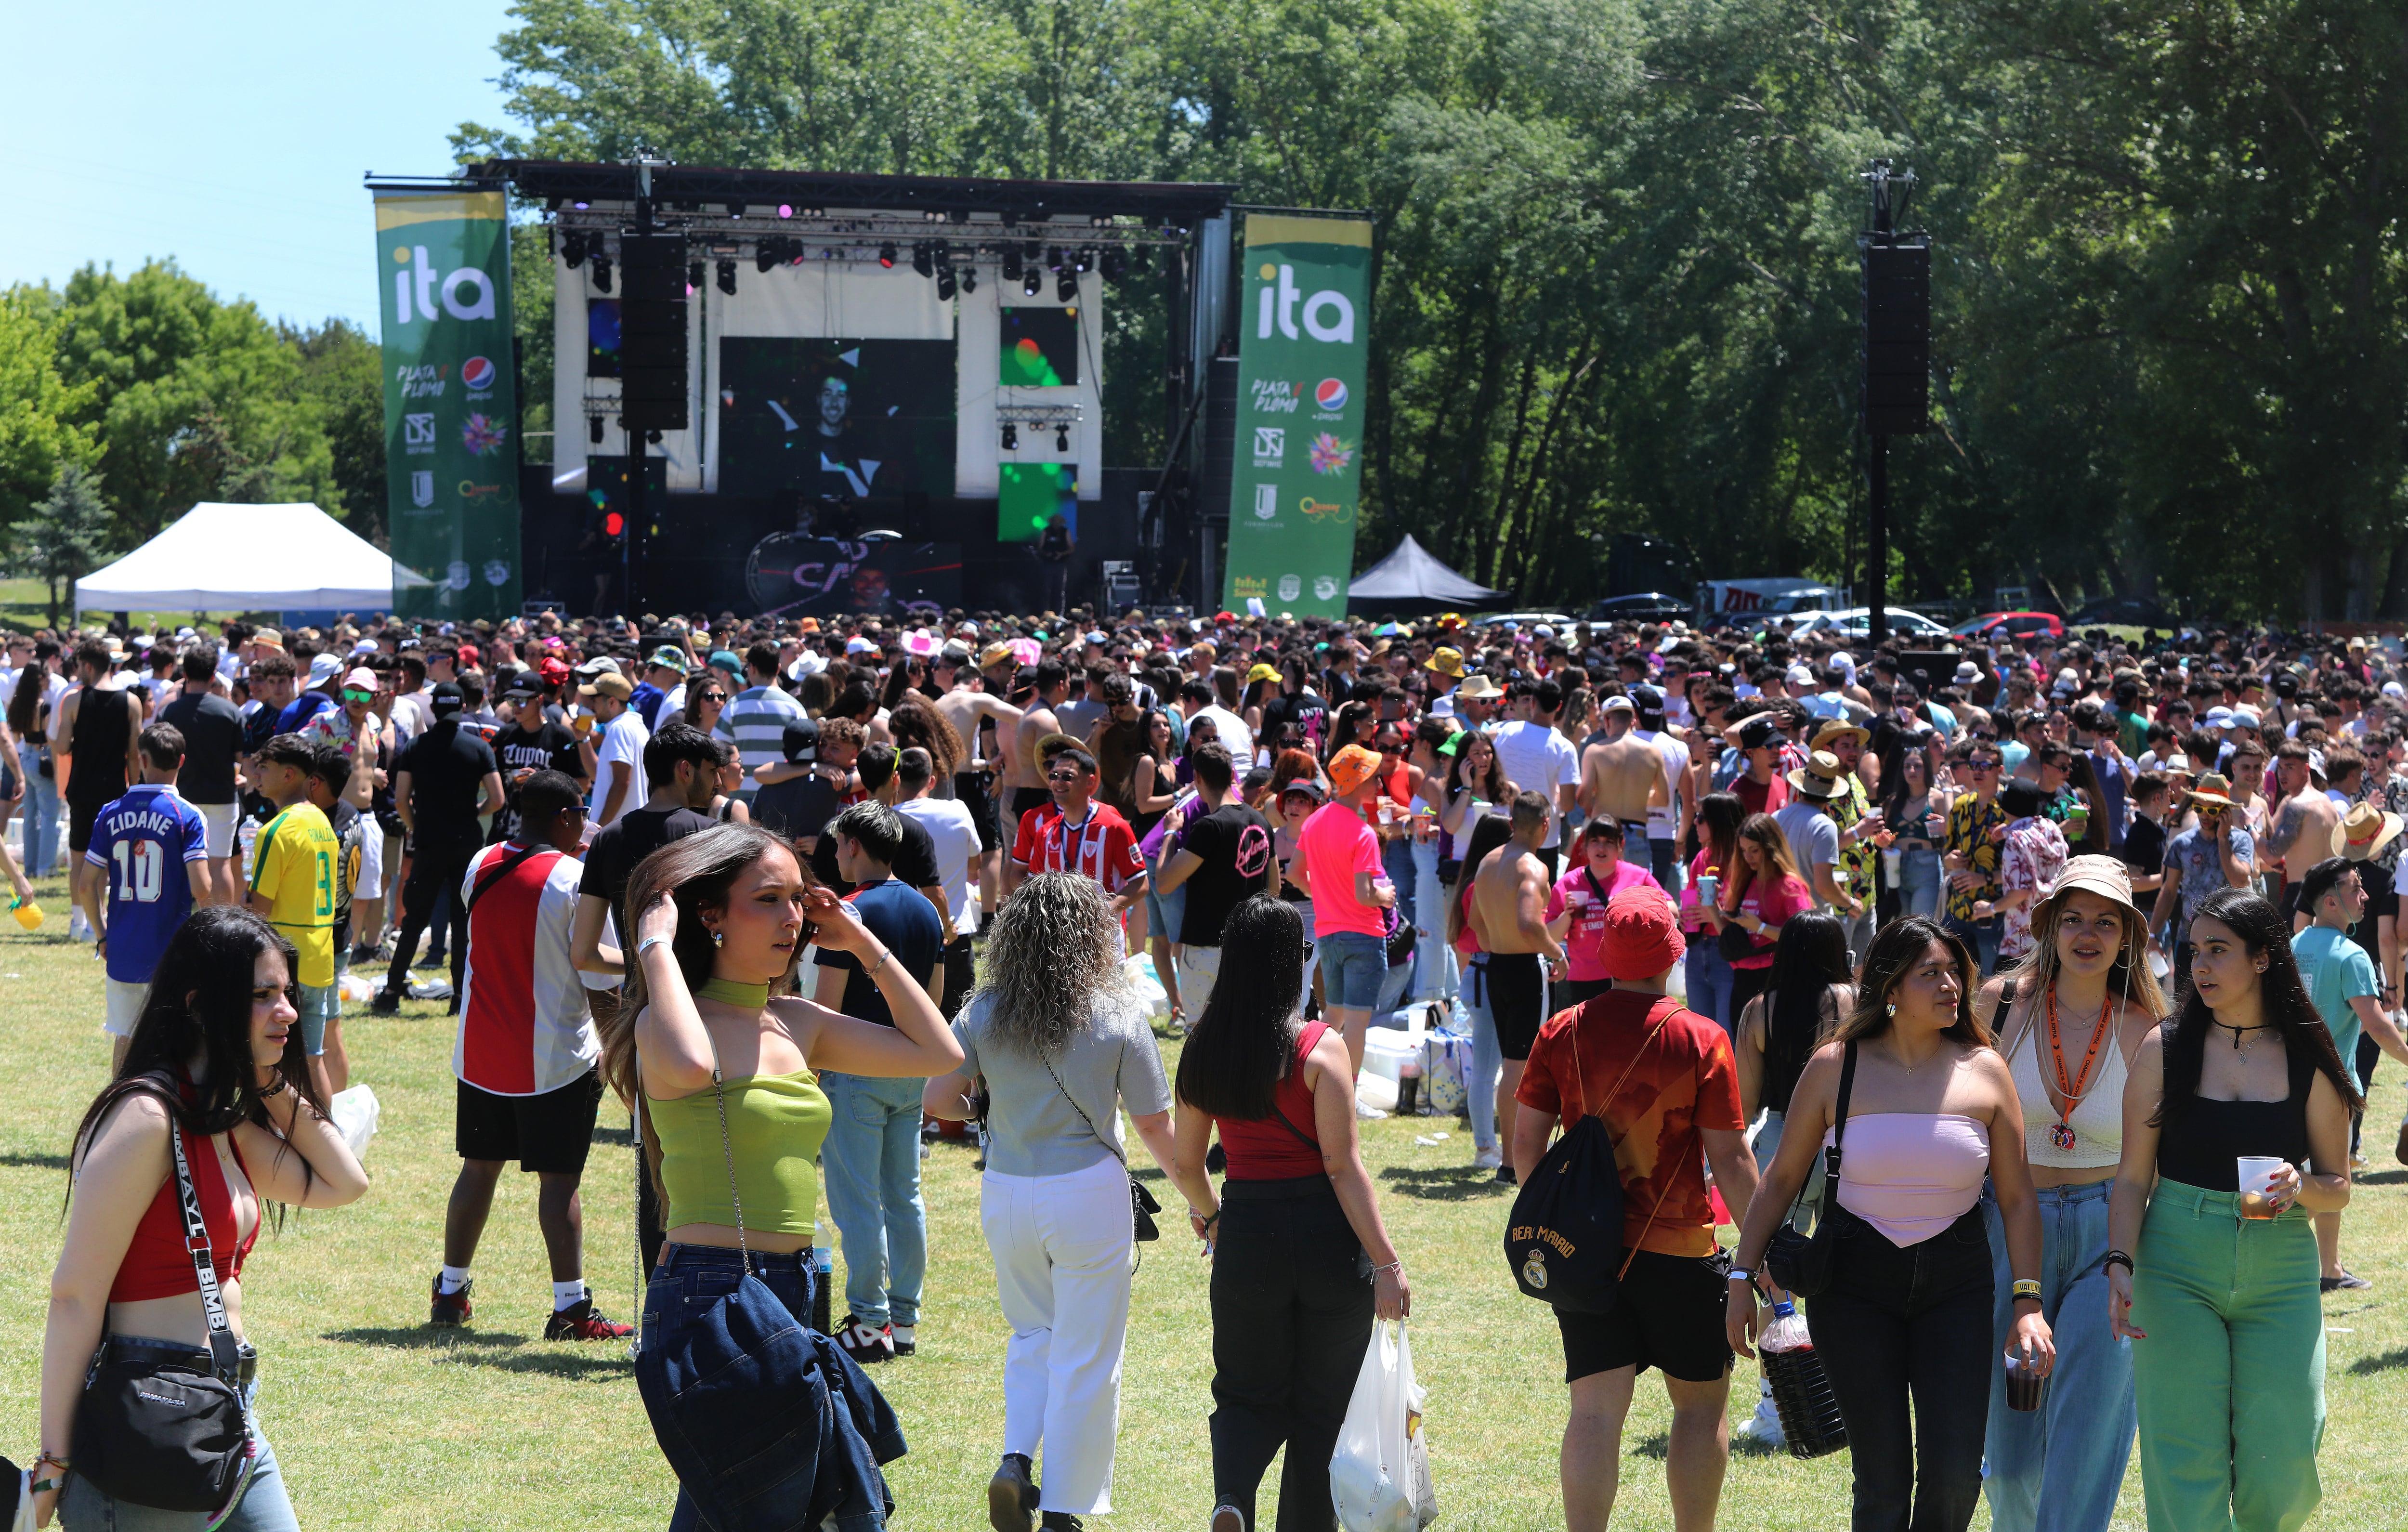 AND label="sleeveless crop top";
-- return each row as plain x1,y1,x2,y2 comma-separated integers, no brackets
2155,1037,2316,1192
1827,1114,1991,1246
2005,995,2129,1171
109,1110,258,1304
1216,1021,1331,1180
648,1071,833,1235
